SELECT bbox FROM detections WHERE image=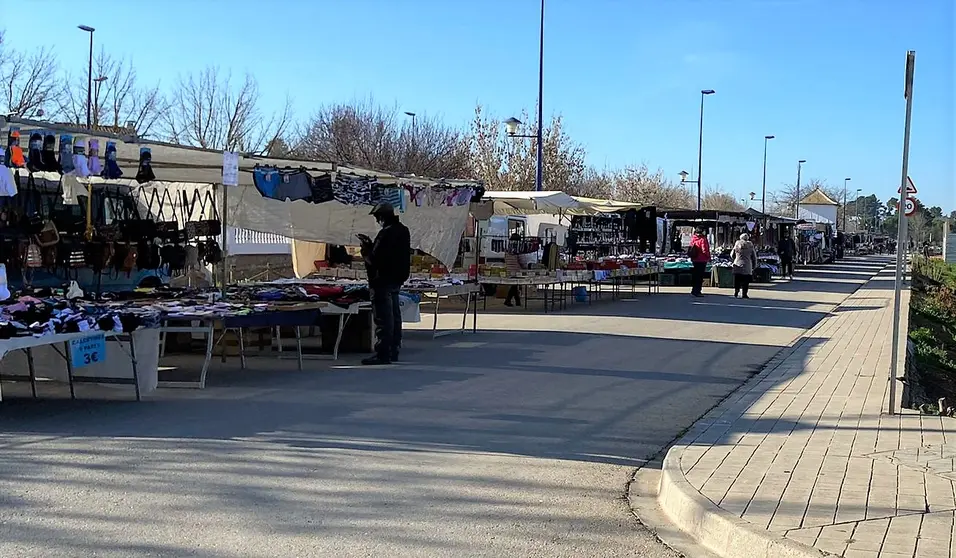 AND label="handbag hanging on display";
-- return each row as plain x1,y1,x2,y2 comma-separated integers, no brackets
184,189,221,238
